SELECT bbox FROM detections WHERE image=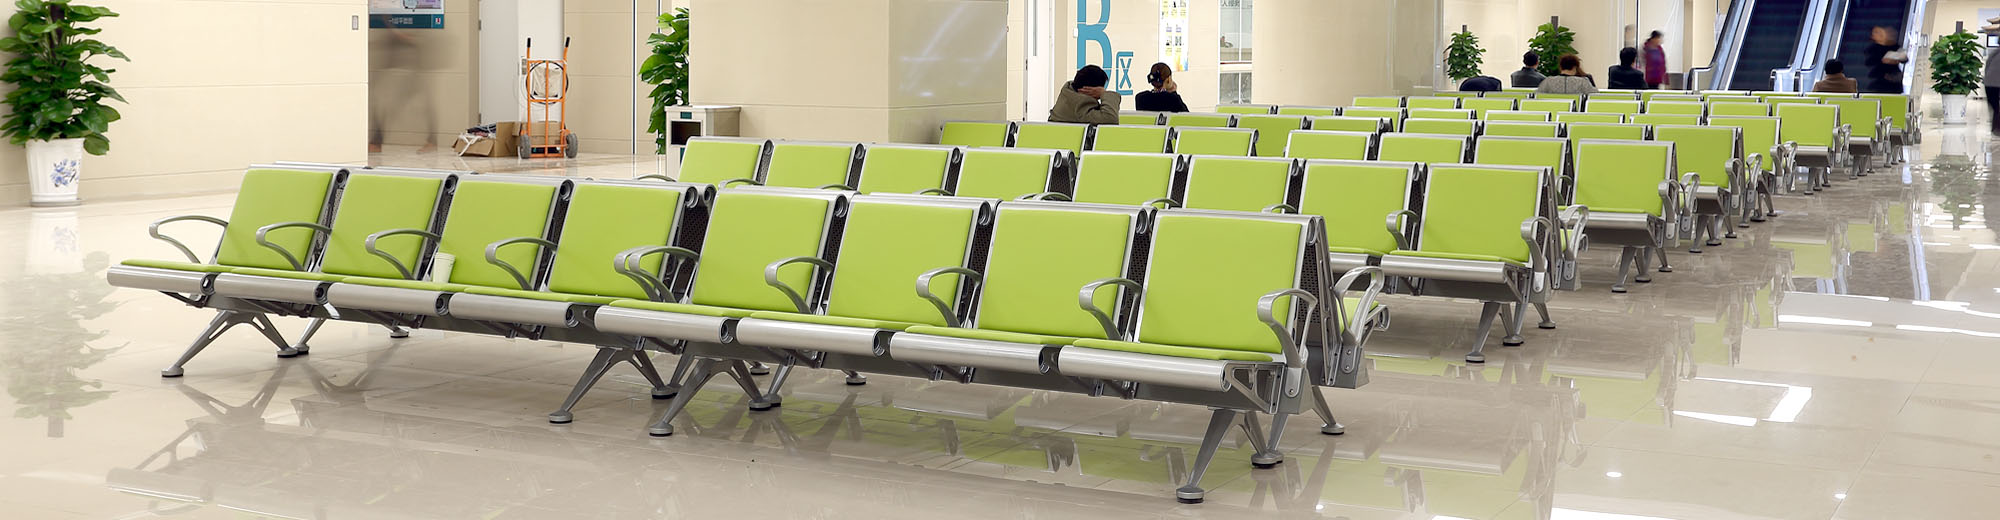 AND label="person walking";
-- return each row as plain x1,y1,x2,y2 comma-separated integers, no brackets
1864,26,1908,94
1985,45,2000,135
1643,31,1668,89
